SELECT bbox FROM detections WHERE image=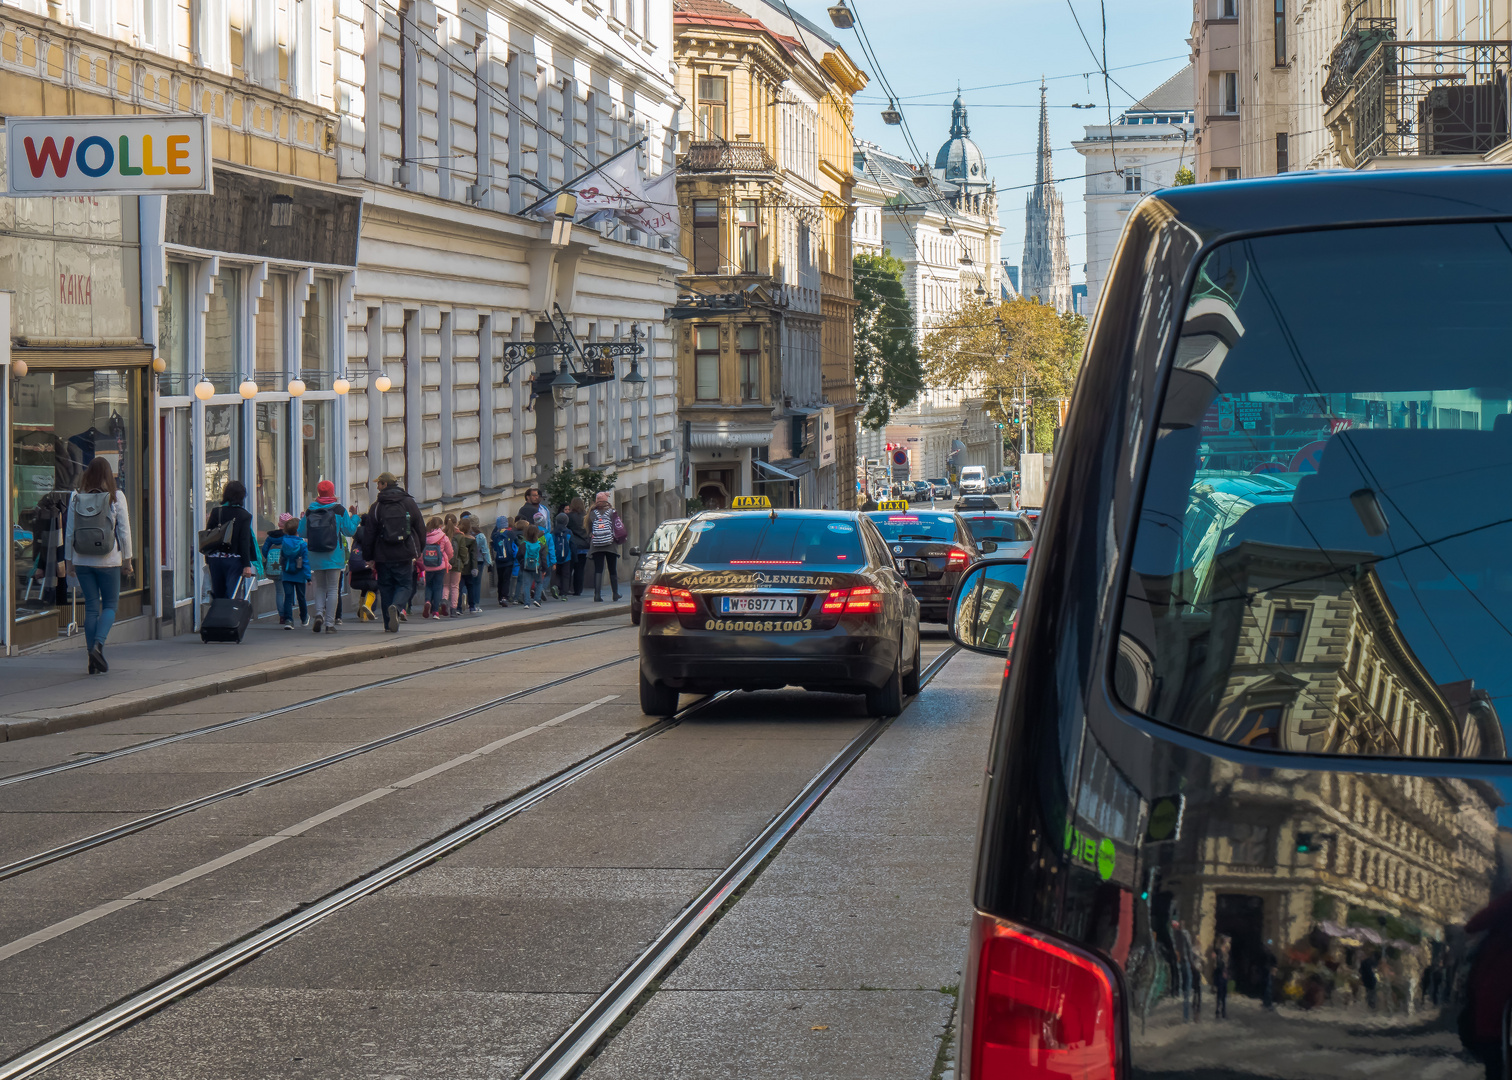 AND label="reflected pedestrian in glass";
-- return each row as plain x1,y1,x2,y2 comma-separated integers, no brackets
63,459,132,675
